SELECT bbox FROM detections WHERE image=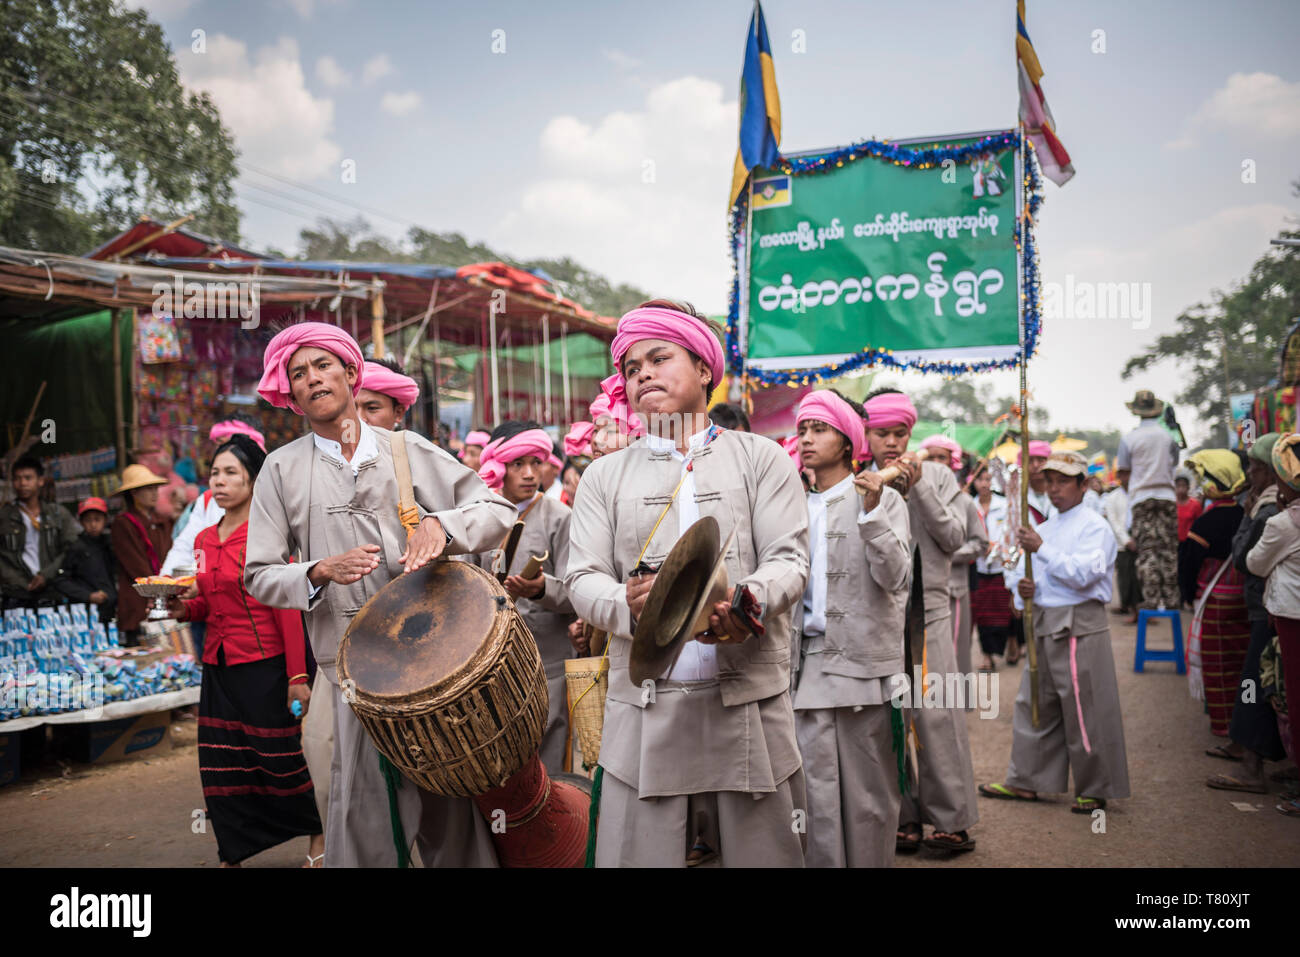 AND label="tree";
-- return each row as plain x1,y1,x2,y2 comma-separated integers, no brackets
0,0,240,252
1124,180,1300,442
